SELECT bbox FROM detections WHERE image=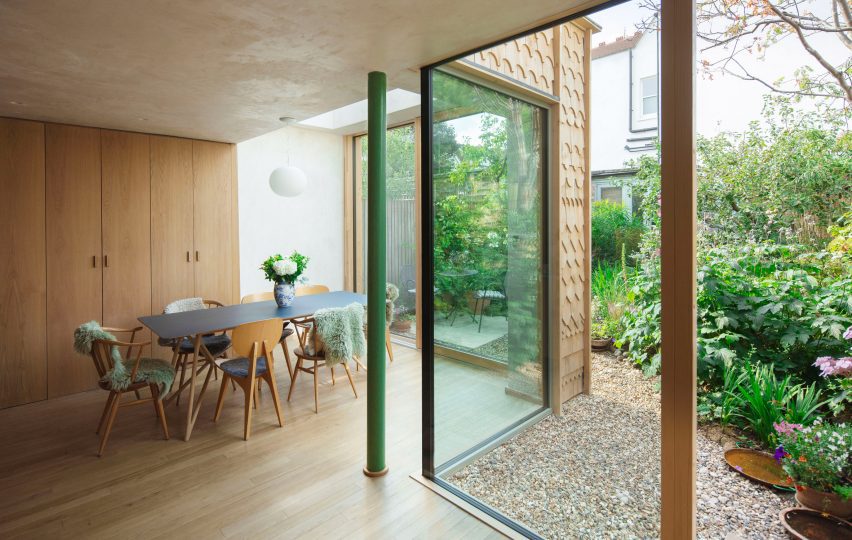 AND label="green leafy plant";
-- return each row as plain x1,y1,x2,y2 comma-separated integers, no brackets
698,358,746,426
731,362,824,447
591,200,643,266
776,421,852,498
261,251,309,284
